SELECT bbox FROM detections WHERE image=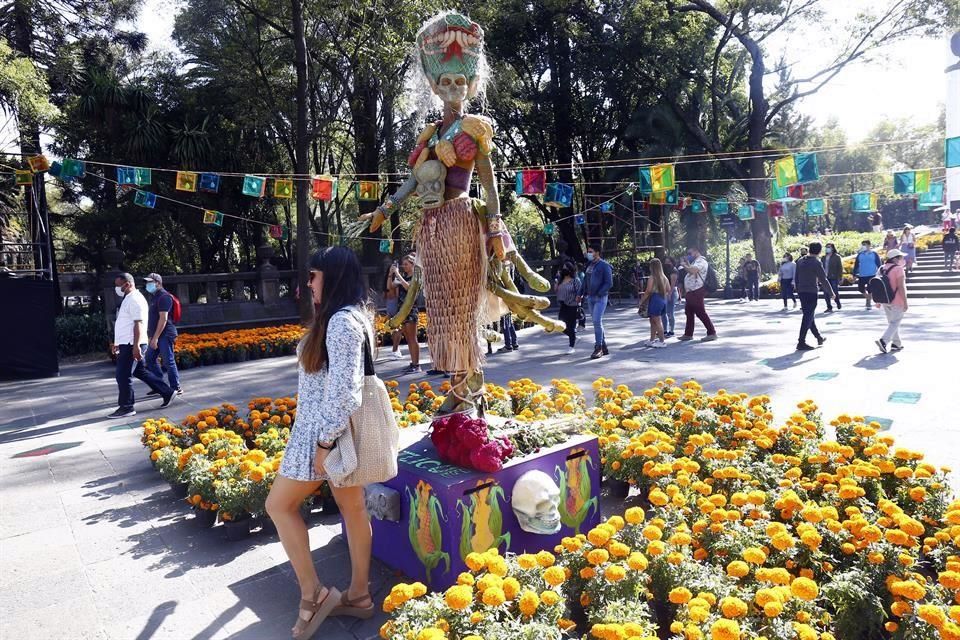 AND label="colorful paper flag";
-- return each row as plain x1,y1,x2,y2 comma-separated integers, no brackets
794,153,819,184
199,173,220,193
243,175,267,197
355,181,380,201
600,201,613,213
48,161,62,177
134,191,156,208
638,167,652,194
650,163,675,192
893,171,915,195
203,210,223,226
62,158,85,178
176,171,198,192
918,182,944,208
774,156,798,188
753,200,768,214
515,169,547,196
768,201,785,218
273,179,294,199
737,205,755,221
544,183,574,208
311,176,335,201
15,169,32,186
947,137,960,169
574,214,585,225
134,167,152,186
117,167,136,185
691,200,707,214
850,192,877,212
379,239,393,254
914,170,931,194
710,200,729,215
543,222,556,235
27,155,49,172
787,184,804,200
269,224,283,238
806,199,827,217
770,180,788,201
